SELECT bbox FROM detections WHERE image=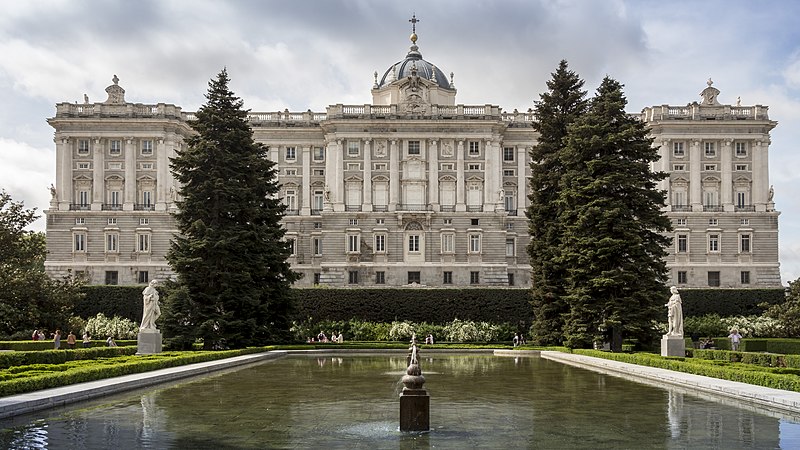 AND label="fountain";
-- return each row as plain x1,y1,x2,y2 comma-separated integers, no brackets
399,334,429,432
